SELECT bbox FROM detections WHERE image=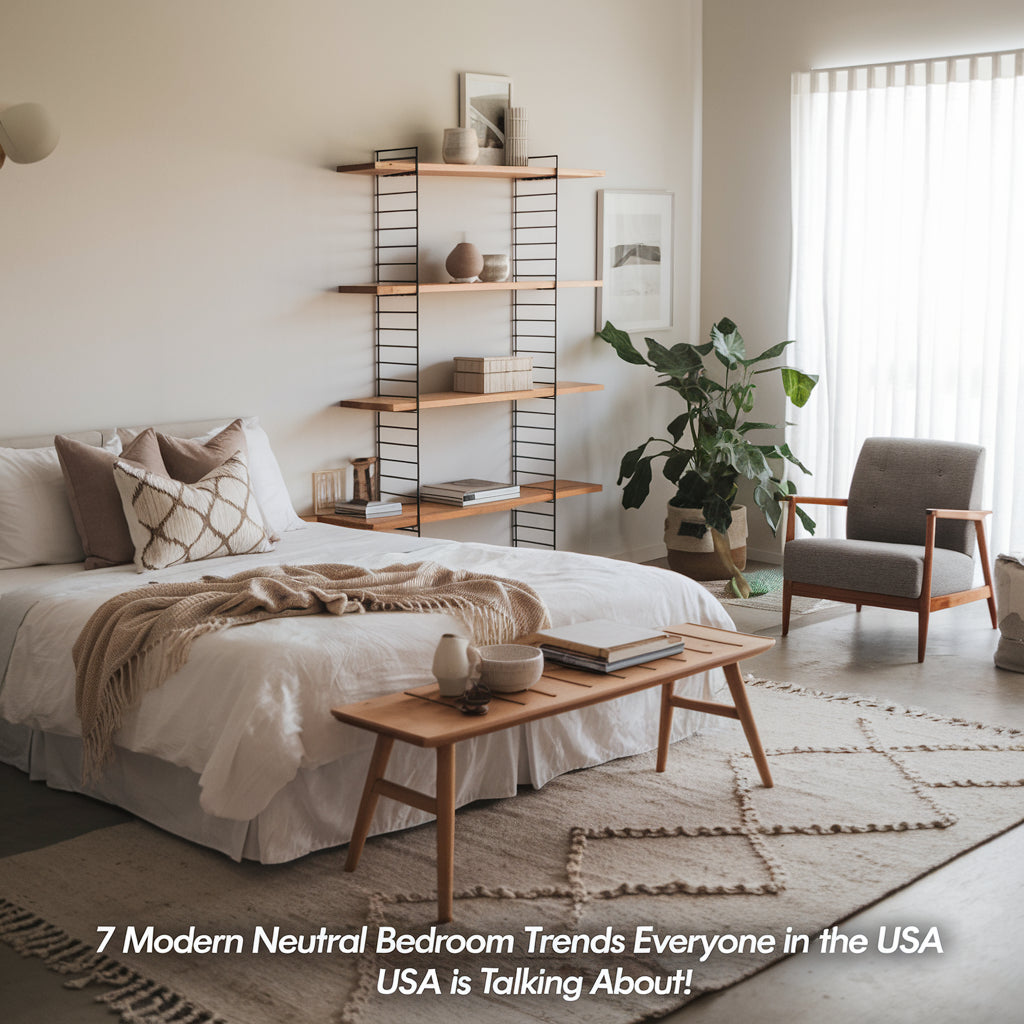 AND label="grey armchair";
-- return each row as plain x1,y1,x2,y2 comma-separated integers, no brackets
782,438,997,661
